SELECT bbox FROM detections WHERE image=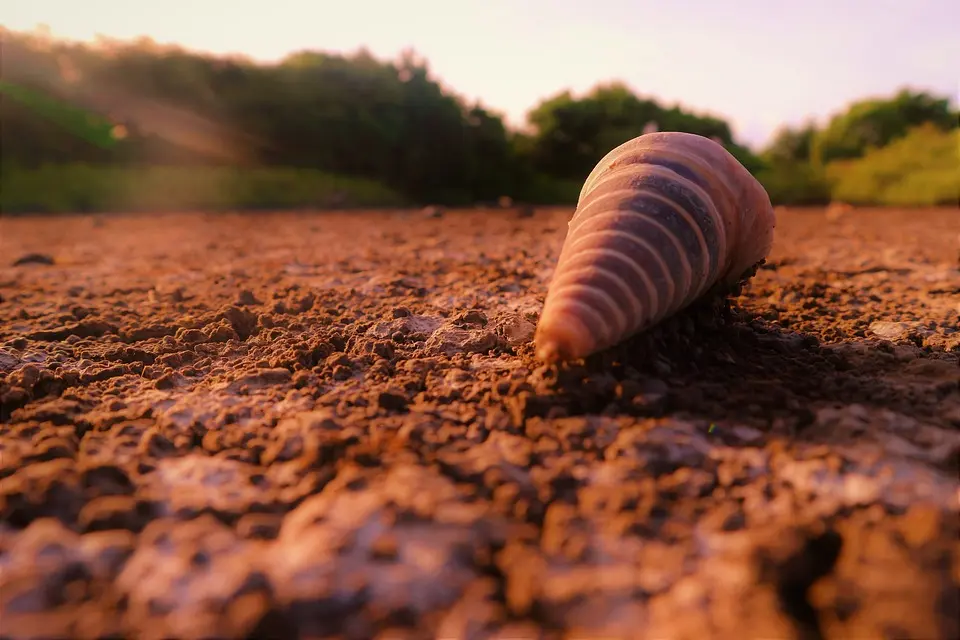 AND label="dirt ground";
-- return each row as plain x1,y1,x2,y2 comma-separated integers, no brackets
0,205,958,640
